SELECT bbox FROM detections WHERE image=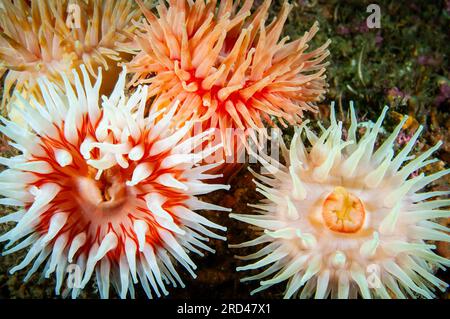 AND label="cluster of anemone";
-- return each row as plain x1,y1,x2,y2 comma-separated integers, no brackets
0,0,448,300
